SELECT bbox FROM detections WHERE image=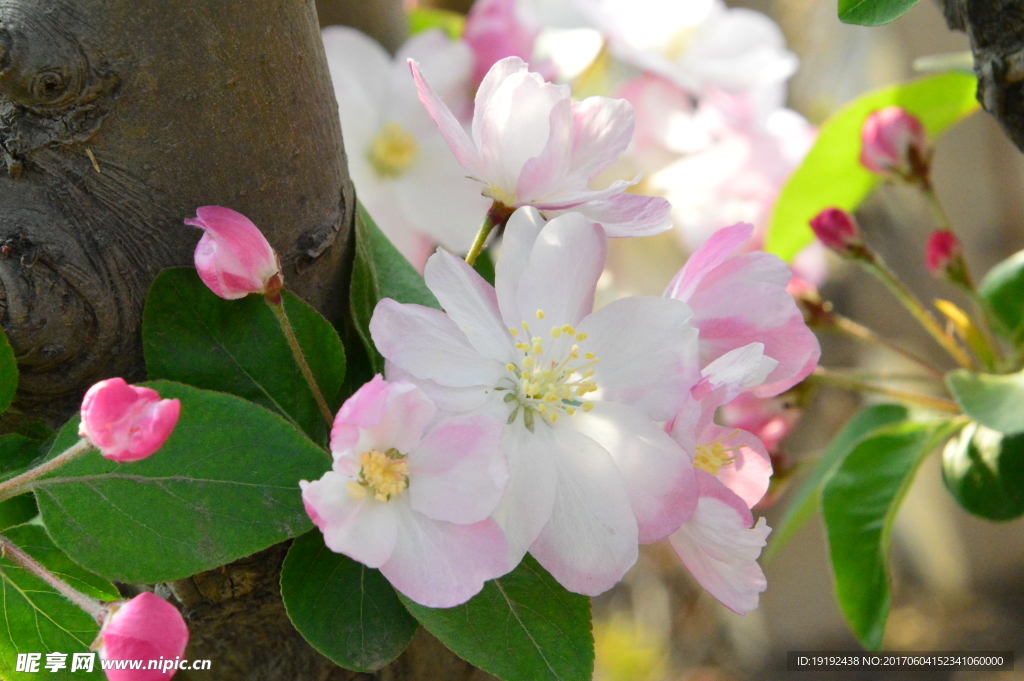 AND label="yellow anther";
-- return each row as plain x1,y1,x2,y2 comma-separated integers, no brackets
346,481,367,500
510,327,519,337
537,403,547,412
561,325,576,335
367,122,419,178
583,402,594,412
357,450,409,502
505,363,516,371
514,342,529,351
585,352,596,360
545,393,559,403
576,332,587,341
521,321,530,331
566,407,576,415
582,370,595,379
536,310,545,319
549,413,559,422
532,343,543,354
523,356,535,368
551,327,562,338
